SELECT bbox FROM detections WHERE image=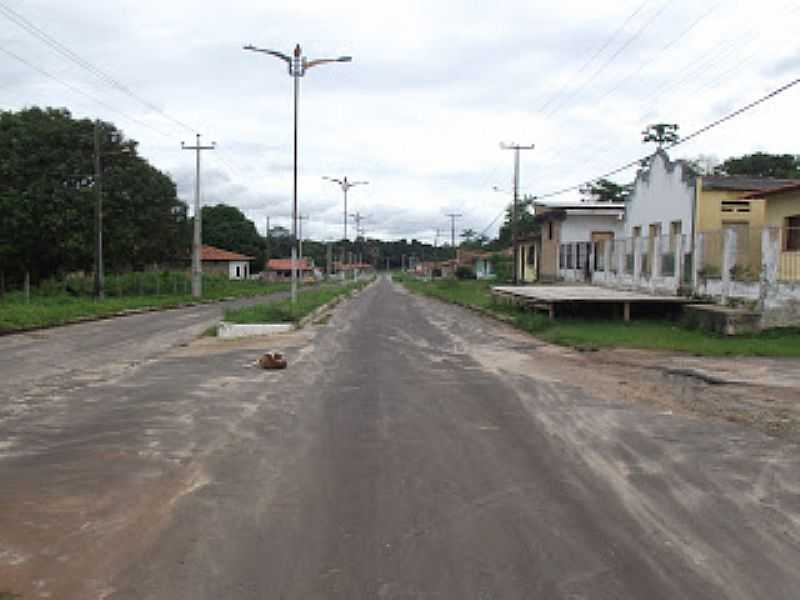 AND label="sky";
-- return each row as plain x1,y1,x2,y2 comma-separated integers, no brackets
1,0,799,245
